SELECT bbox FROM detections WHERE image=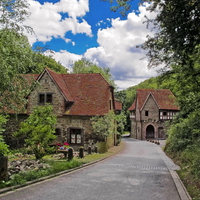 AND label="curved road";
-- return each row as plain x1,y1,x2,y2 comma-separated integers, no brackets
0,138,182,200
